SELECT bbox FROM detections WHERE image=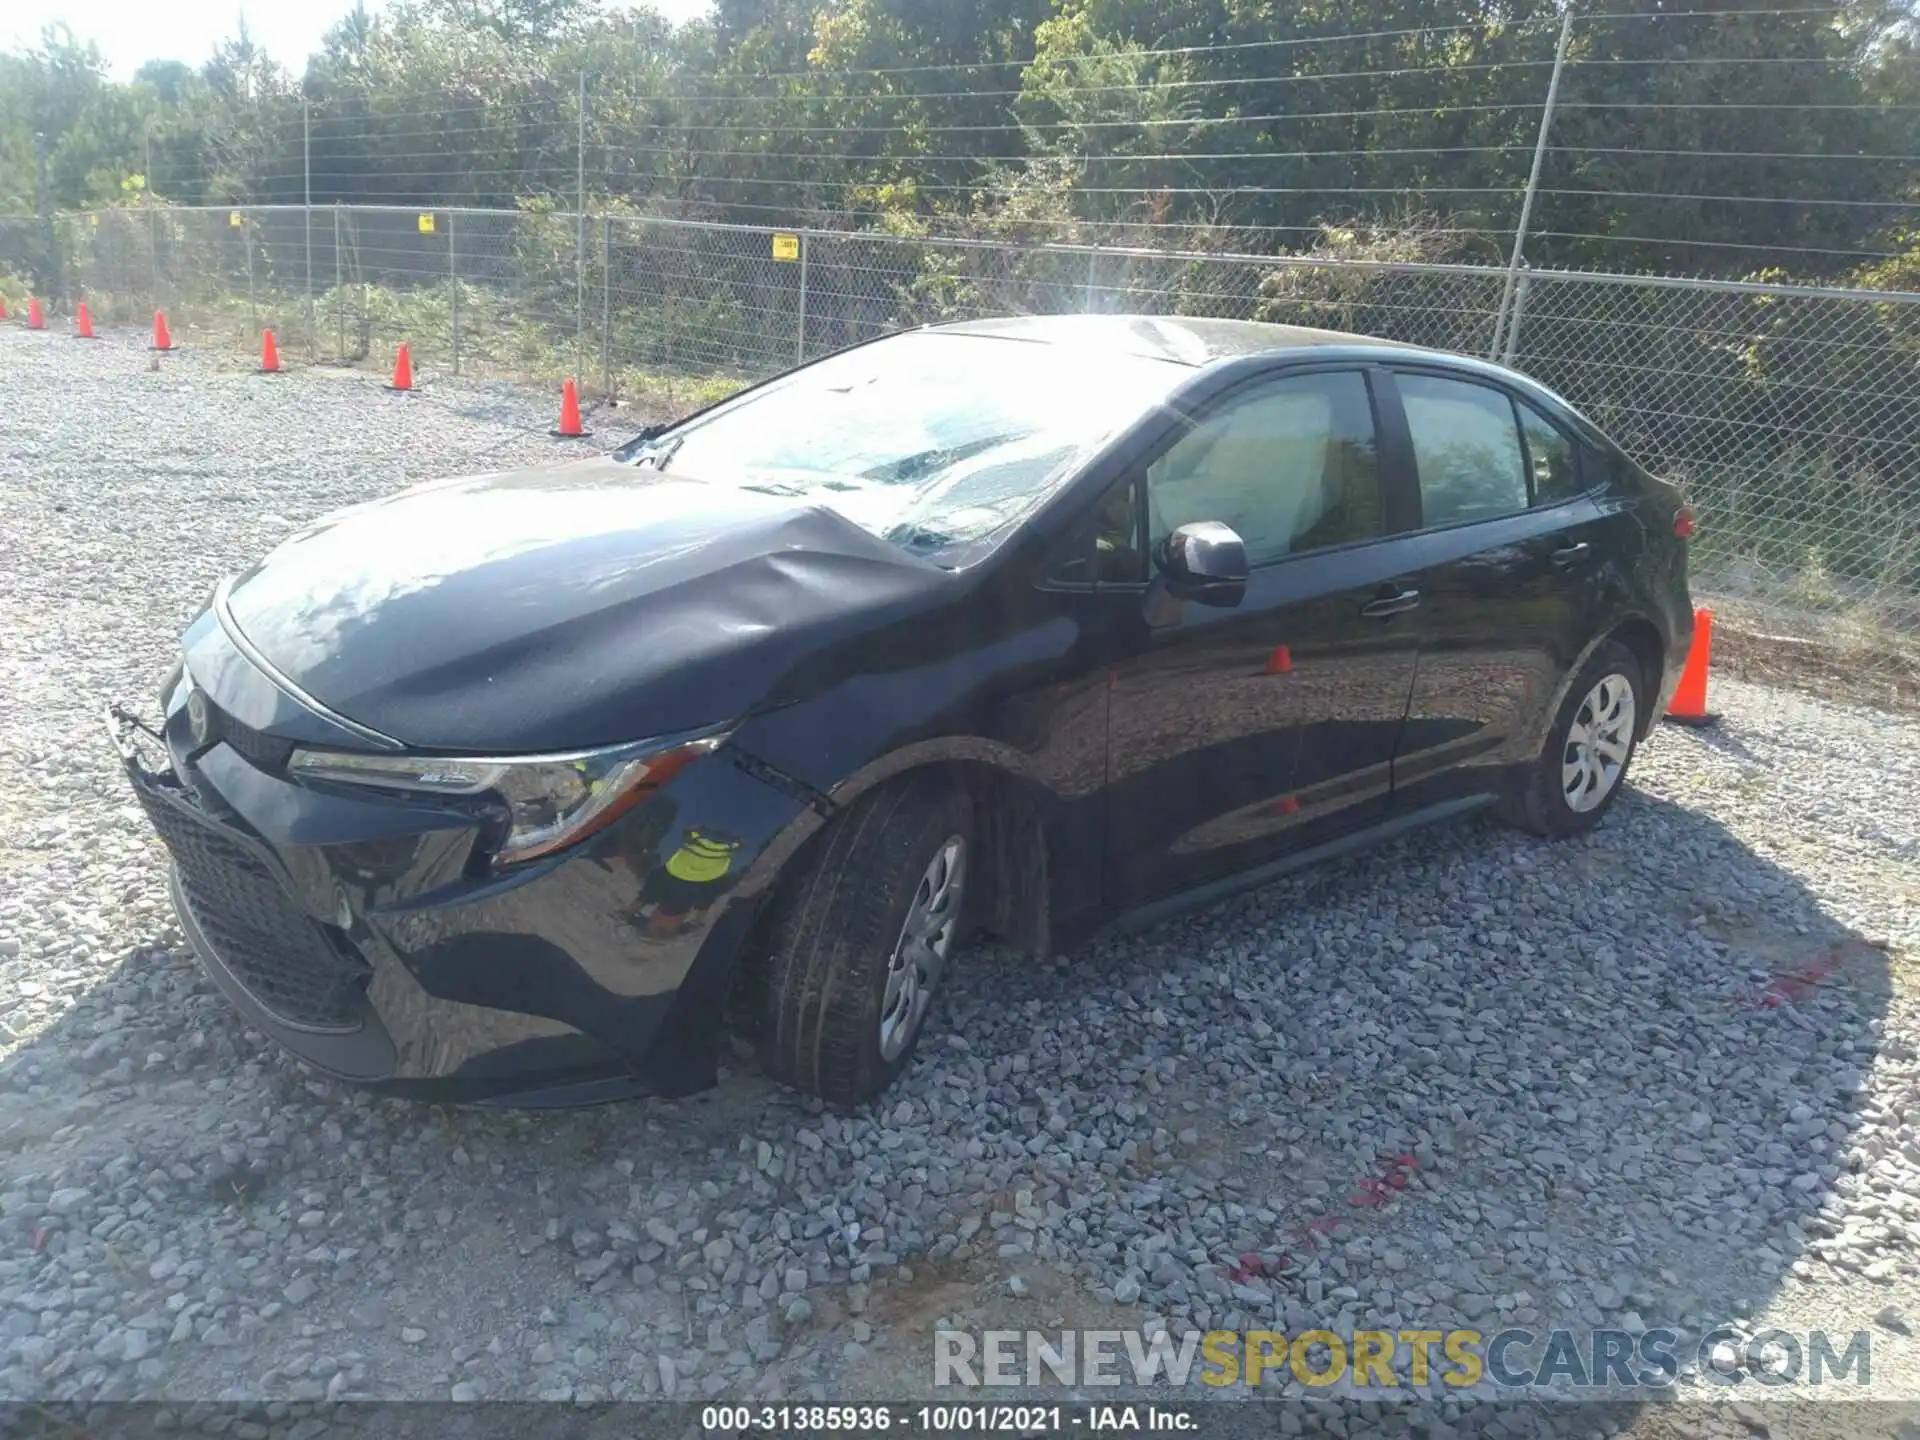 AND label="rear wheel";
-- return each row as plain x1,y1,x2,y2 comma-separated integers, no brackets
1500,640,1644,838
758,776,971,1106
